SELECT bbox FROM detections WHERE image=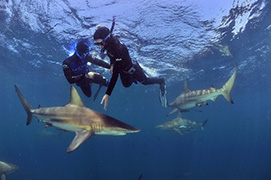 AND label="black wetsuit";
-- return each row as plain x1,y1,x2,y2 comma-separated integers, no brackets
104,36,164,96
63,53,110,97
